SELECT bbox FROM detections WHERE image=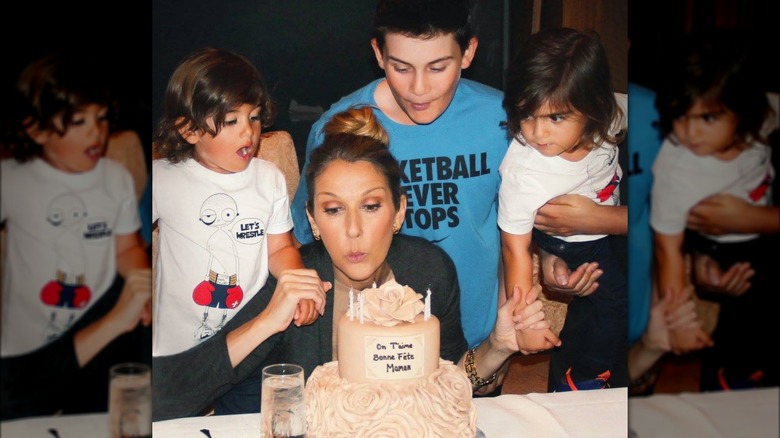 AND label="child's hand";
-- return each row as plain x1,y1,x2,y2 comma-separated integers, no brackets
514,327,560,355
693,253,753,296
108,268,153,333
293,298,320,327
539,249,602,297
668,326,712,355
494,285,561,355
